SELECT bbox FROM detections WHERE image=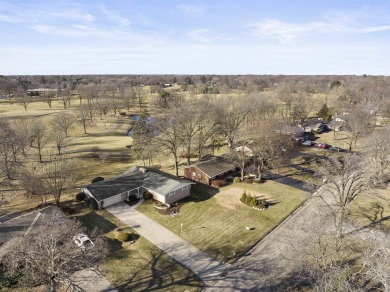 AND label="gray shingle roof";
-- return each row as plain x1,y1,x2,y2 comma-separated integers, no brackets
84,166,193,201
186,155,237,179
